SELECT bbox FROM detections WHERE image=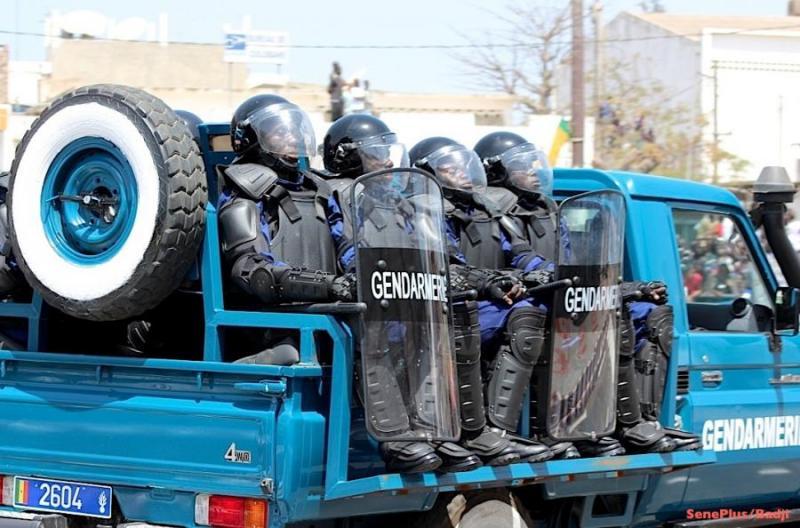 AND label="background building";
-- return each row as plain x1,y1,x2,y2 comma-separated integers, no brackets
588,10,800,183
